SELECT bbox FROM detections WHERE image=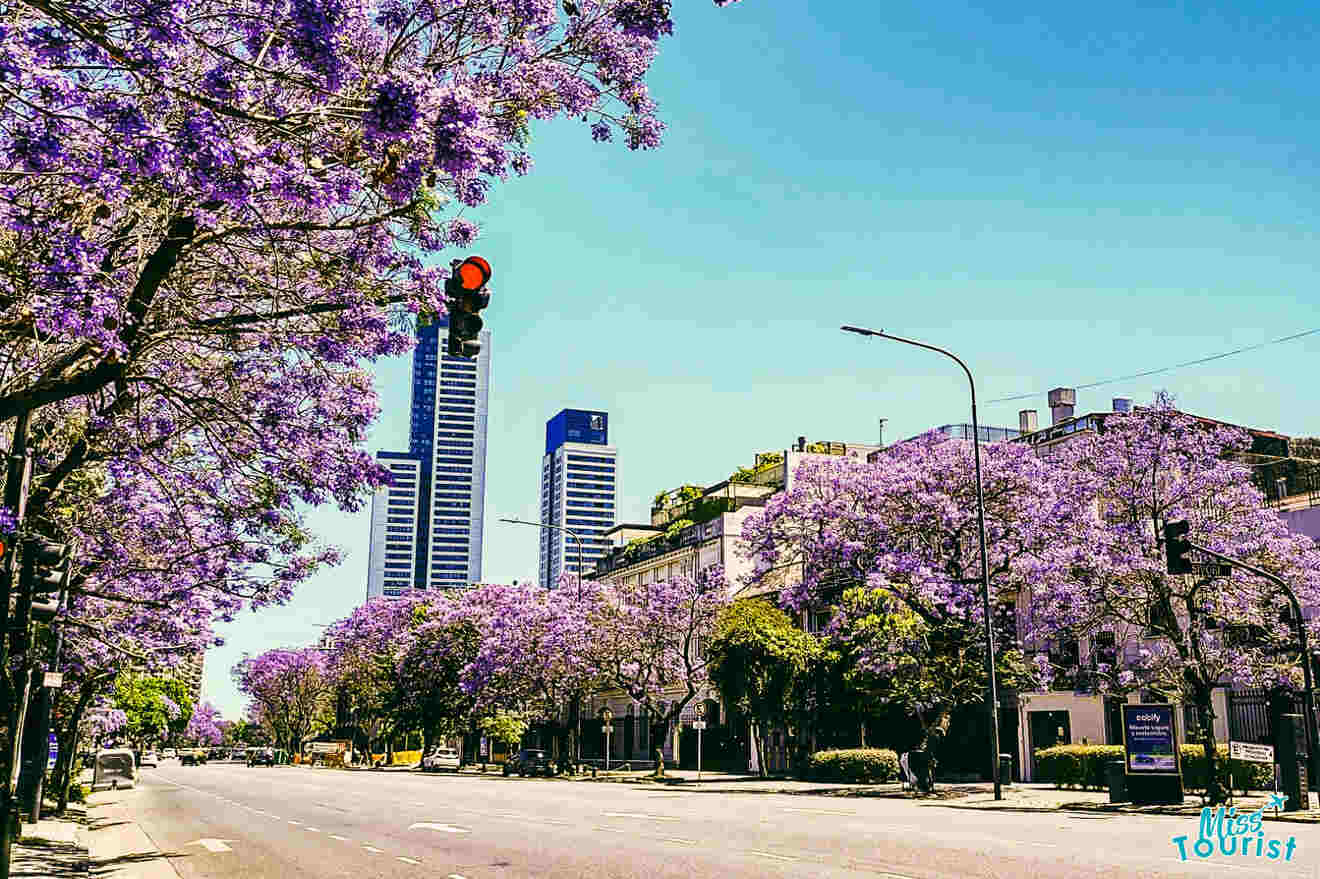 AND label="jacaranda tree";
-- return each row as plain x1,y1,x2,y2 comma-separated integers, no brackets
1030,397,1320,804
740,436,1098,751
234,647,335,754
